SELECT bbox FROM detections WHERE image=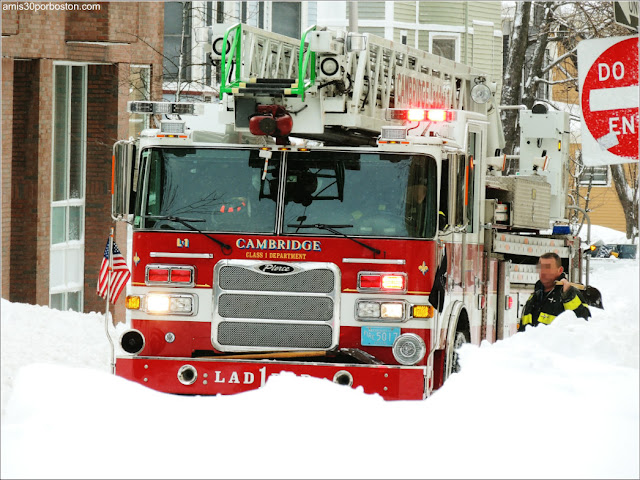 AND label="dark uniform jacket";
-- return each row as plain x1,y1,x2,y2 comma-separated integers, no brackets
519,272,591,332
